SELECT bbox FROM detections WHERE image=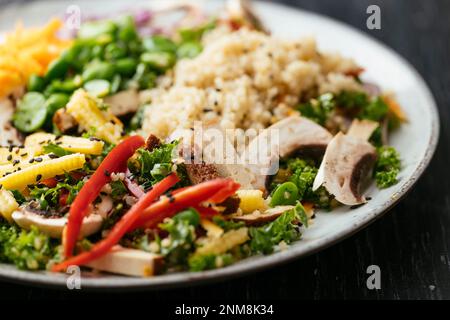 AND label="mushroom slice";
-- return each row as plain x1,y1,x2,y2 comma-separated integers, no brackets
313,119,378,206
232,203,315,226
232,205,294,225
83,246,164,277
246,115,333,191
12,209,103,238
104,89,140,117
346,119,379,141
